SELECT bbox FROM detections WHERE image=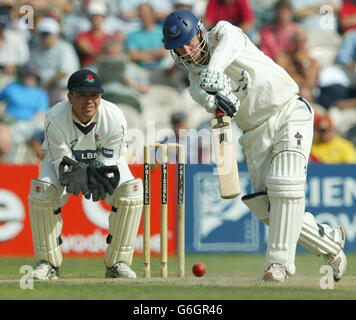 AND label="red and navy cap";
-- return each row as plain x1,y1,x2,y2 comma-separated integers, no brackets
67,69,104,93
